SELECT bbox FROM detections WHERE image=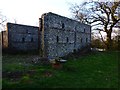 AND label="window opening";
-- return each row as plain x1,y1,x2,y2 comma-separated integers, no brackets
86,38,88,43
67,37,69,43
57,36,59,42
22,37,25,42
31,37,33,42
62,23,65,28
81,38,82,43
84,28,85,32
